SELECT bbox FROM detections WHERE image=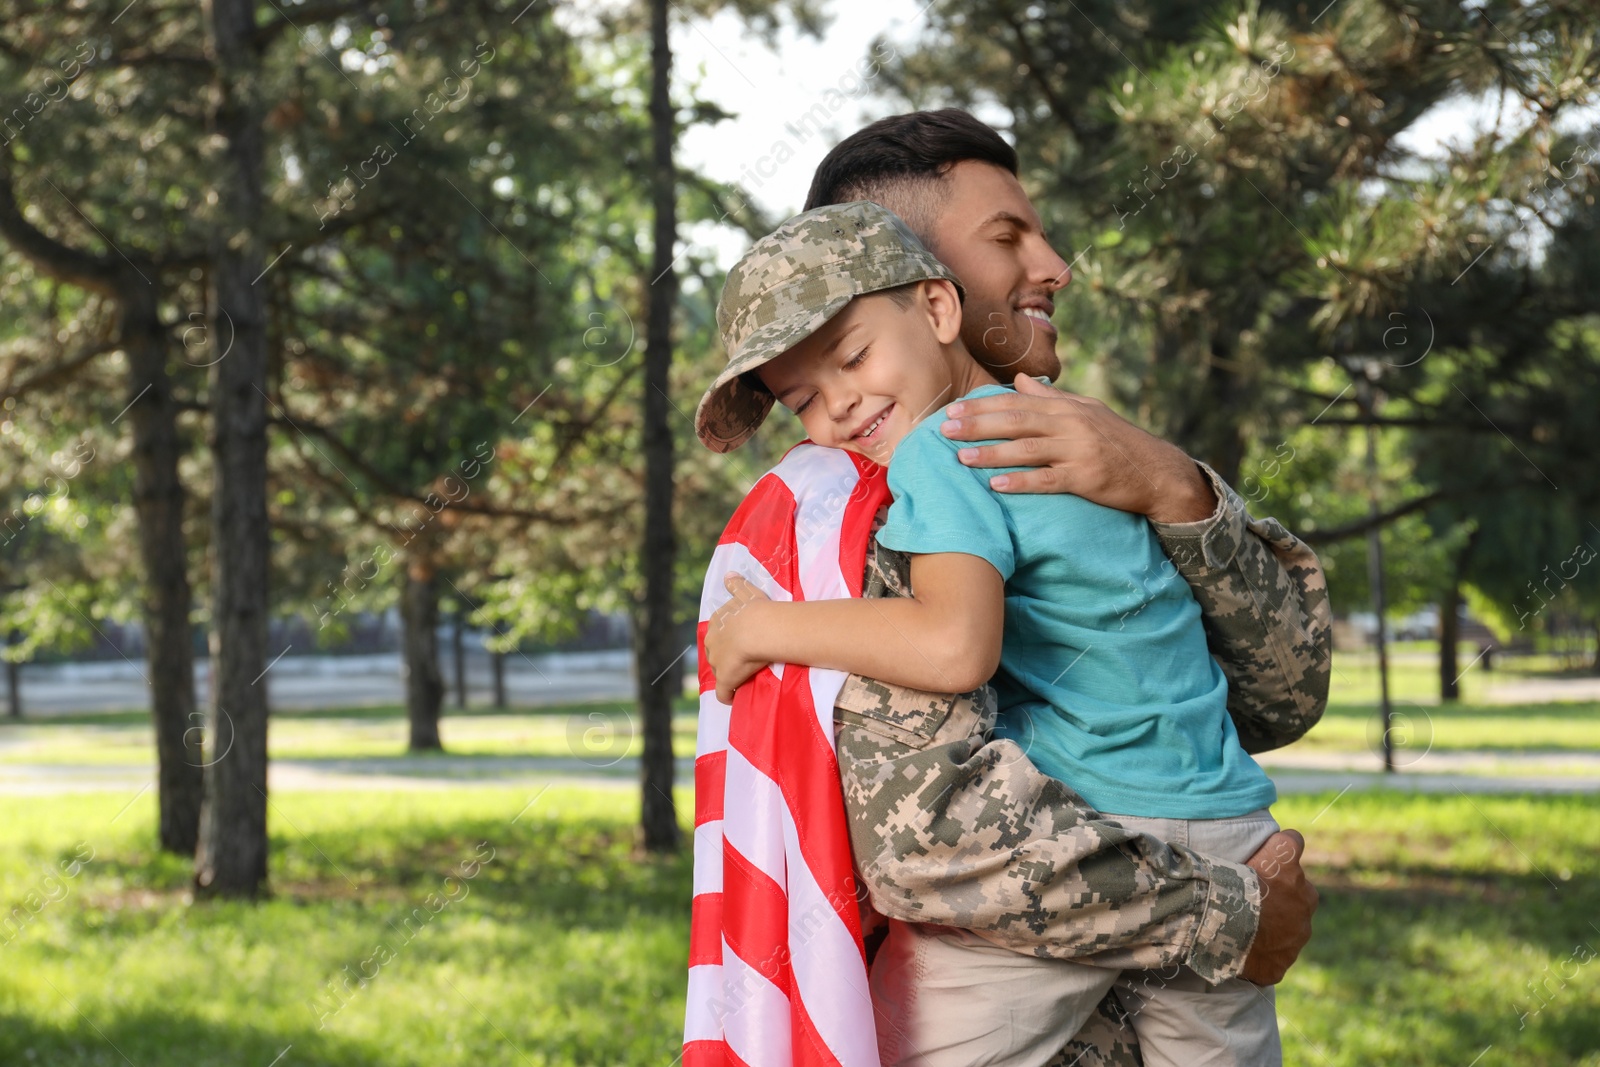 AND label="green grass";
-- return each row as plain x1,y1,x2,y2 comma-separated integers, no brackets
1294,700,1600,756
1327,647,1599,706
1,788,1596,1065
0,787,695,1067
1326,650,1492,705
2,657,1595,1061
1288,648,1600,761
1273,791,1600,1066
